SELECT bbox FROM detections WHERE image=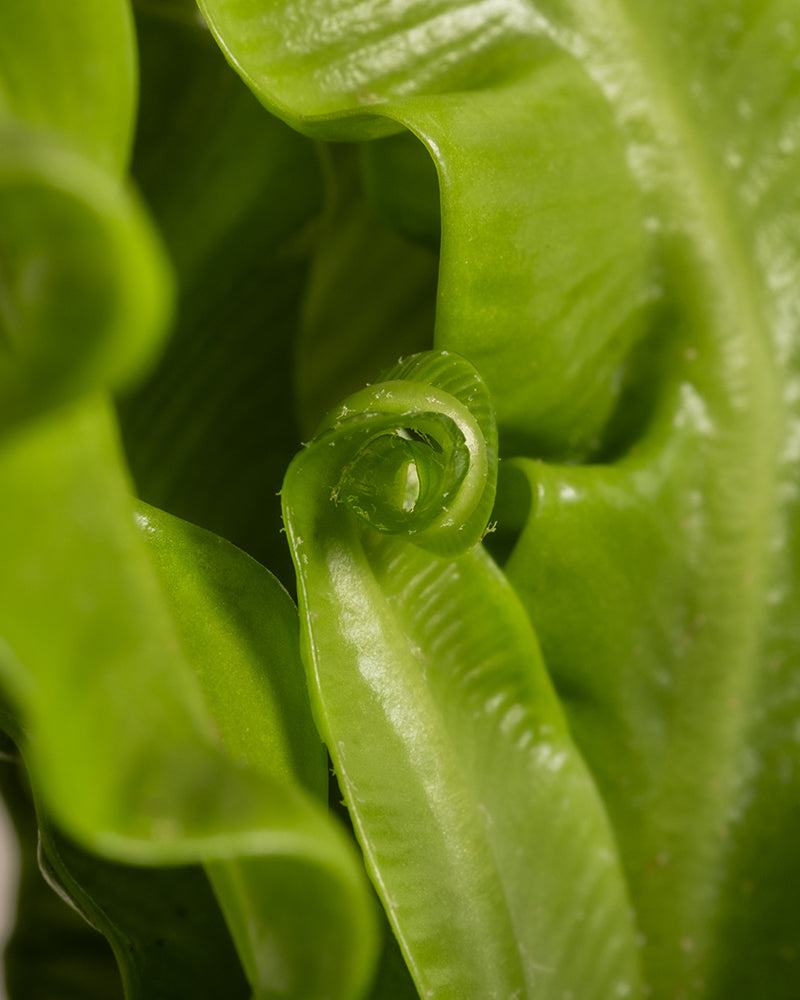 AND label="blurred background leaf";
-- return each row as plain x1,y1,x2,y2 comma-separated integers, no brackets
117,7,324,583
